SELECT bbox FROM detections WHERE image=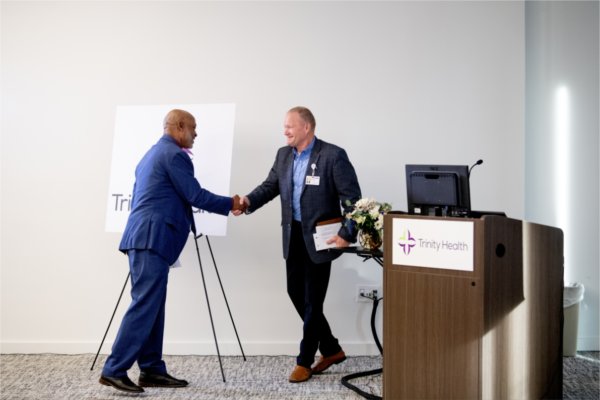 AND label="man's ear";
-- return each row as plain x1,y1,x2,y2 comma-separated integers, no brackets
304,122,311,134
